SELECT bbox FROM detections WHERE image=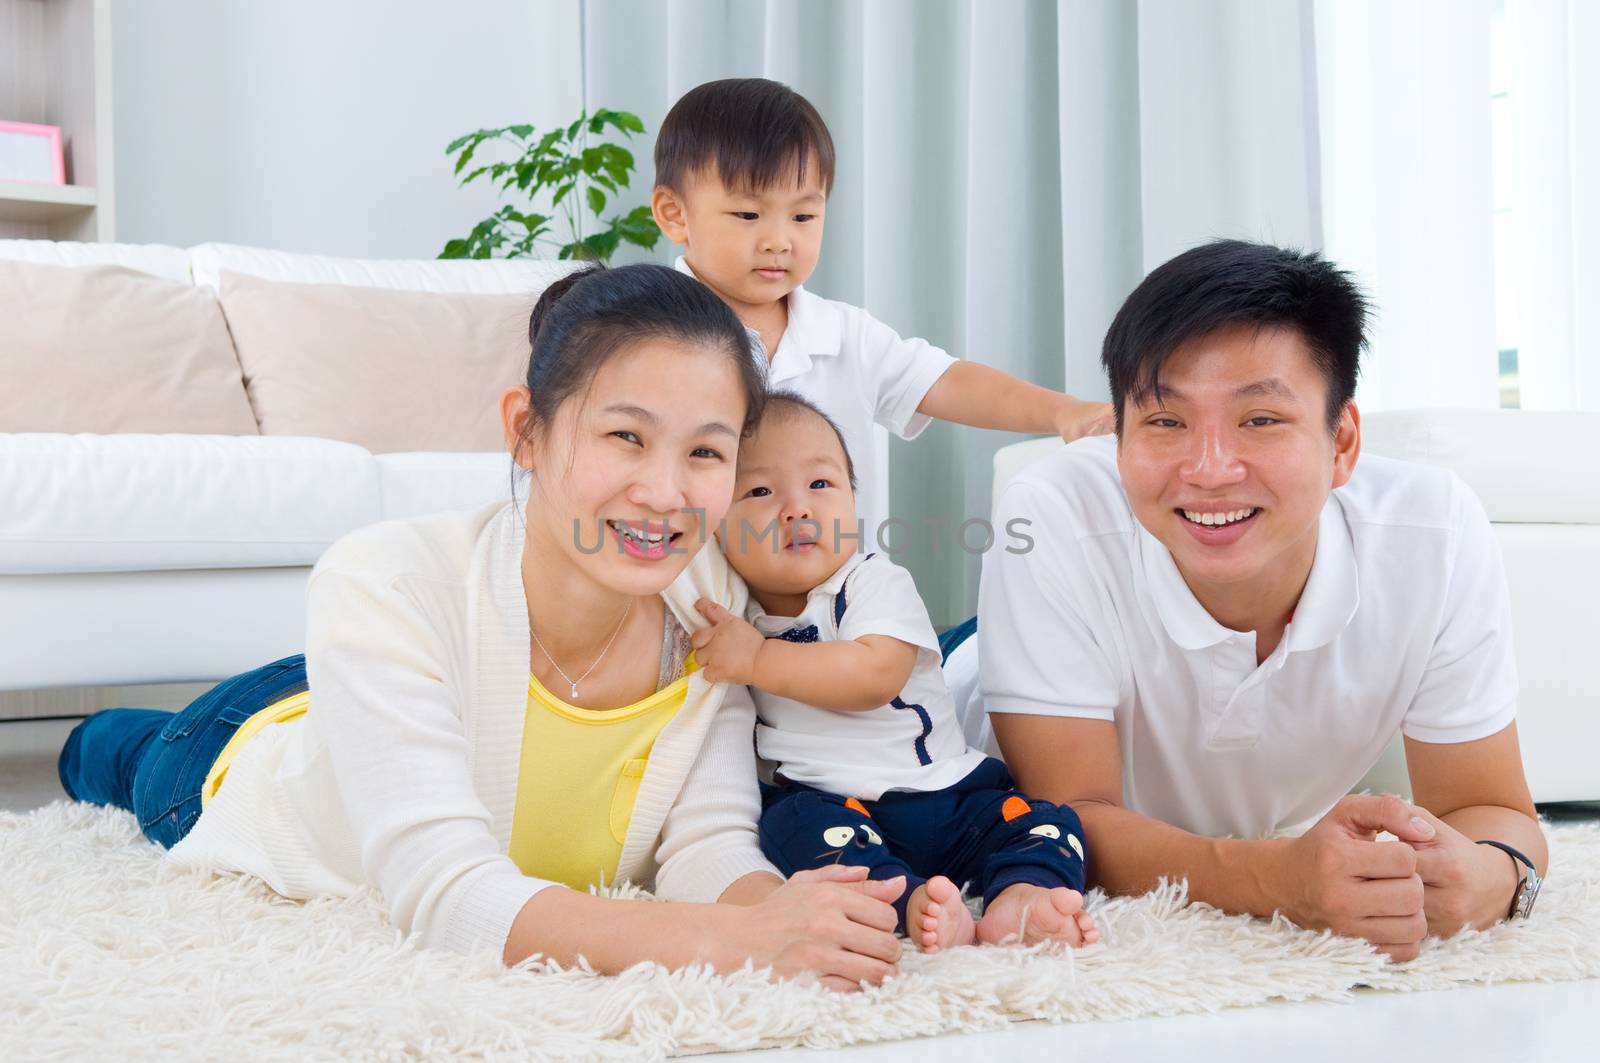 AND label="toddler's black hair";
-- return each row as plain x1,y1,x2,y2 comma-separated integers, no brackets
655,78,835,195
